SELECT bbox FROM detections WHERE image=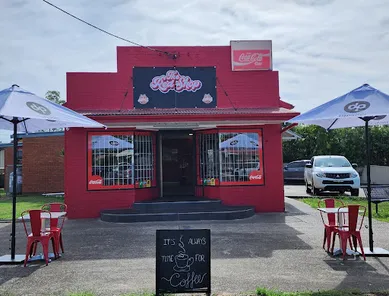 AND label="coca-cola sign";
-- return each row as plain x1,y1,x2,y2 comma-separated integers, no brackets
150,70,202,93
133,67,216,109
231,40,272,71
